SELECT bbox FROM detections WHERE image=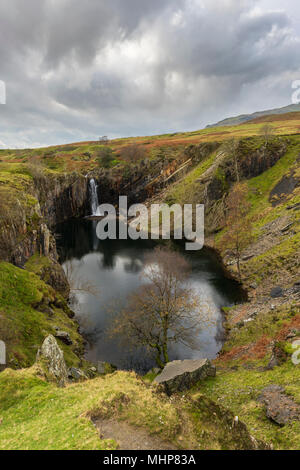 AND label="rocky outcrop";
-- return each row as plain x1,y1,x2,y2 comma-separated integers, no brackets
237,140,287,180
8,220,57,267
36,335,68,387
270,171,300,206
25,255,70,299
206,140,287,206
68,367,87,381
33,173,89,227
258,385,300,426
154,359,216,394
54,330,73,345
39,259,70,299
